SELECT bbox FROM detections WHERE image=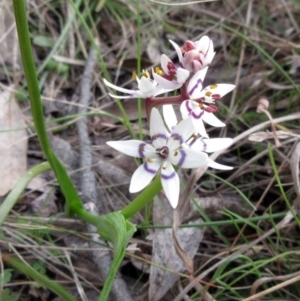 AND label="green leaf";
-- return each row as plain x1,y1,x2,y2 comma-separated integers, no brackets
0,269,13,286
33,35,54,48
95,212,136,301
0,288,19,301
